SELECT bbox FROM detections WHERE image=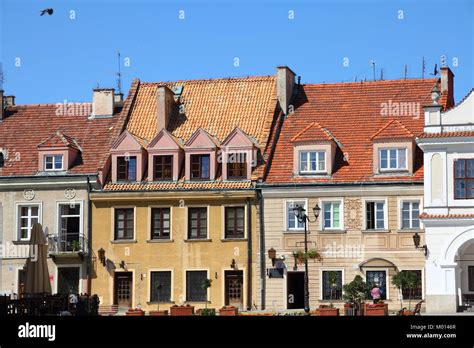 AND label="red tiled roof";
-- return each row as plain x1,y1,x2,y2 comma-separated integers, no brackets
371,119,414,140
420,213,474,219
417,130,474,138
0,96,131,177
291,122,333,142
103,180,253,191
265,78,445,184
